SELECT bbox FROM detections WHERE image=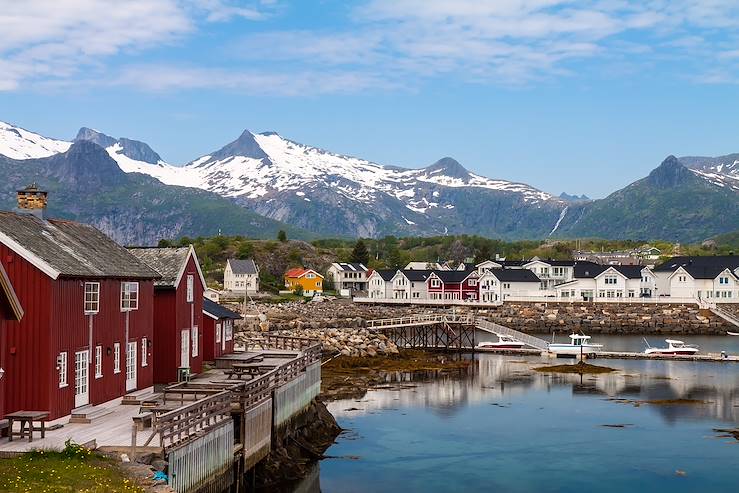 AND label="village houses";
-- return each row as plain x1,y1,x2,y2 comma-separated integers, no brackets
326,262,369,296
